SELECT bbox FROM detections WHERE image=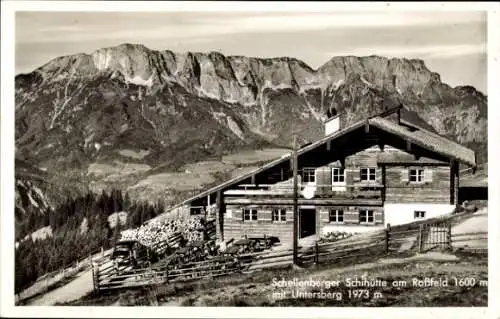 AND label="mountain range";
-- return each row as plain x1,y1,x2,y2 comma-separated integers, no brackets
14,43,488,214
